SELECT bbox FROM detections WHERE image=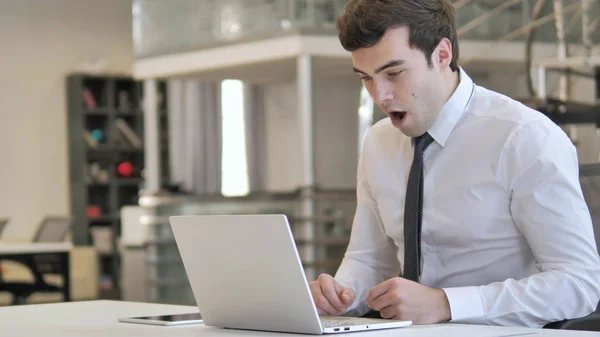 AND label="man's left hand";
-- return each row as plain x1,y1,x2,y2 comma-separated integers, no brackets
367,277,452,324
